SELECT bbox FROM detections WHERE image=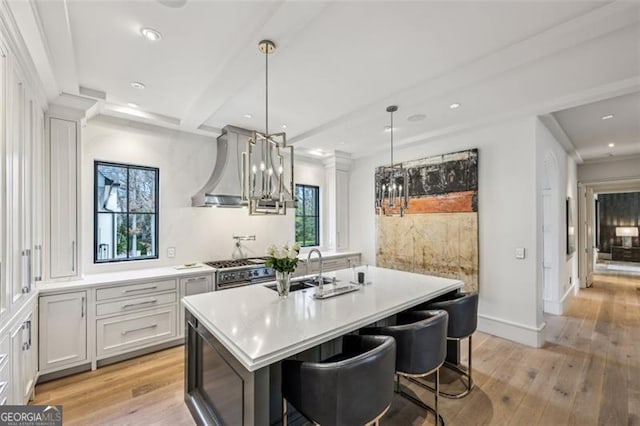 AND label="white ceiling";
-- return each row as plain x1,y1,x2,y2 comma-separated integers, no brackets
552,91,640,162
11,0,640,160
